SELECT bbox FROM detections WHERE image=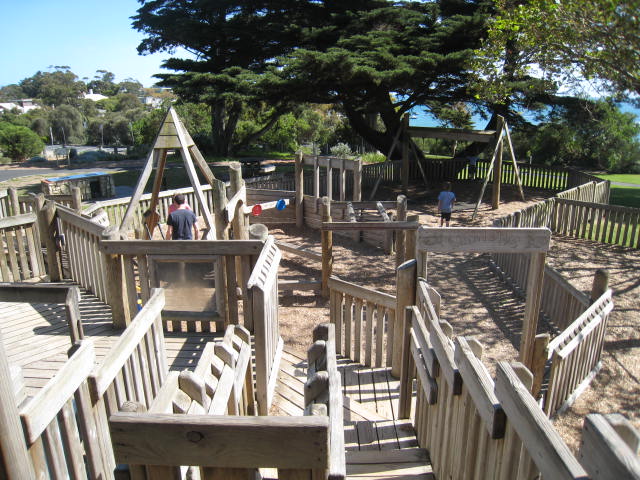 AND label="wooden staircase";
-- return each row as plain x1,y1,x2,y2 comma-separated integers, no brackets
273,349,434,480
